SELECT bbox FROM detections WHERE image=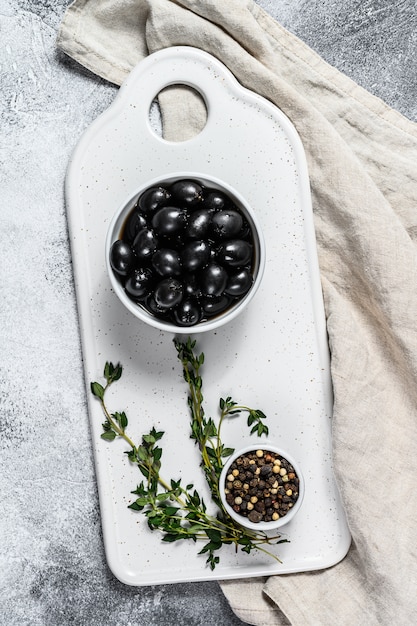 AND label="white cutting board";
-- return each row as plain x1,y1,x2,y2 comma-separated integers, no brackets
65,46,350,585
